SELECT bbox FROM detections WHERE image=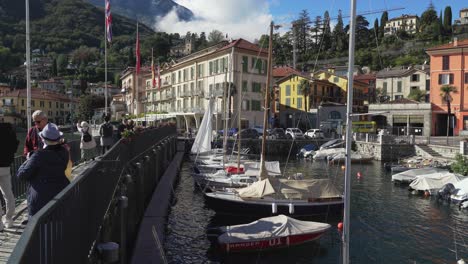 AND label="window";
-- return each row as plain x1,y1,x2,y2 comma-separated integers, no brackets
333,77,339,83
329,111,341,119
442,56,450,70
438,74,454,85
383,82,387,93
242,56,248,72
242,100,250,111
31,100,35,107
465,73,468,84
397,81,402,92
40,101,44,107
242,81,248,92
56,102,59,108
21,99,24,106
297,98,302,109
285,98,291,108
183,69,188,81
190,67,194,80
197,64,204,78
250,82,261,93
285,85,291,96
214,60,219,73
313,84,317,95
411,74,420,82
395,95,403,100
178,71,181,83
251,100,261,111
